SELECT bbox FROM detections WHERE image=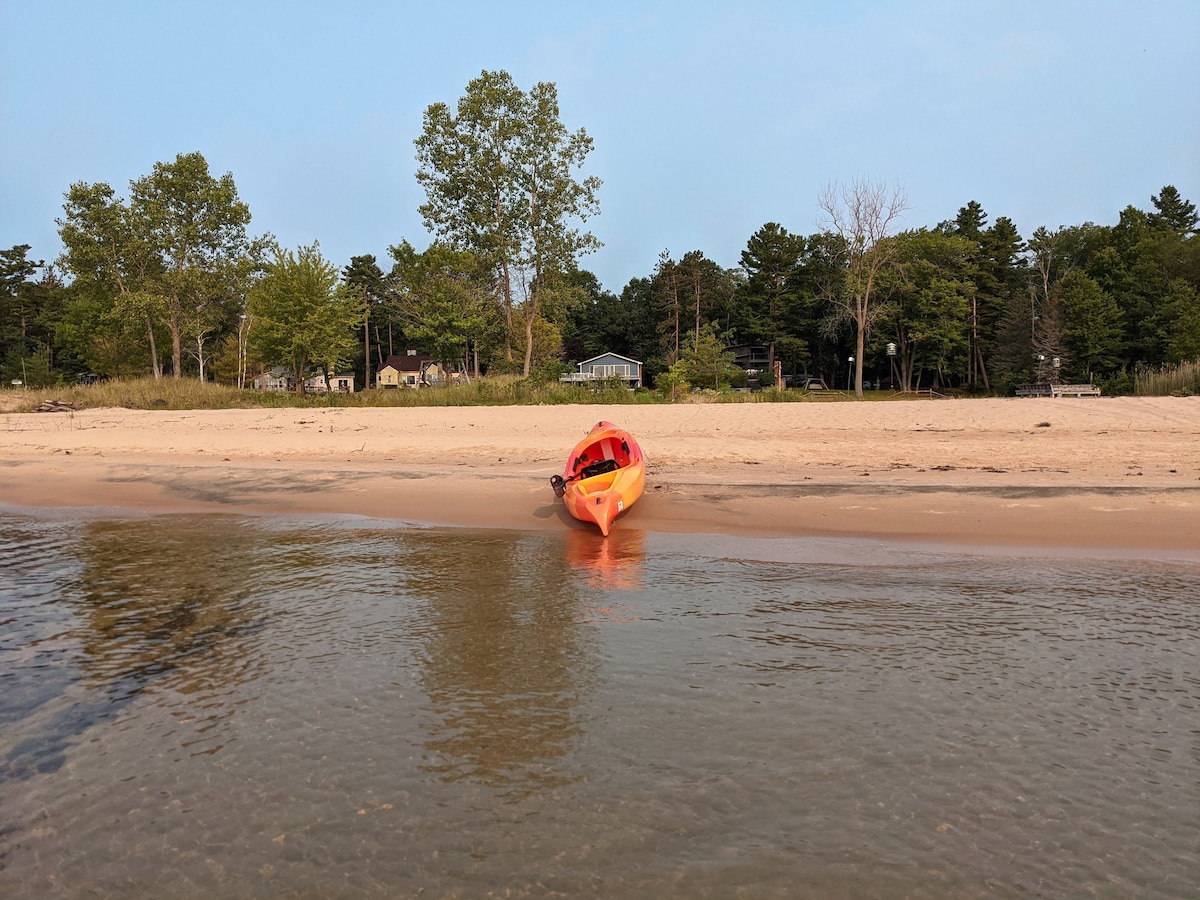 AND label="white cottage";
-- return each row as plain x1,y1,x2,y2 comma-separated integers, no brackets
253,368,294,392
328,373,356,393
